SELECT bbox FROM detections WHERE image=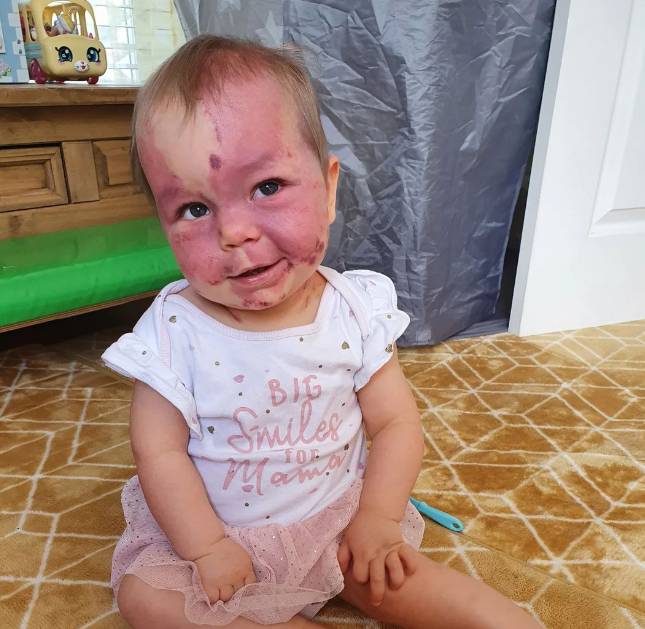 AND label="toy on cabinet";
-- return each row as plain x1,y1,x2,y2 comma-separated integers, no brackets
18,0,106,84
